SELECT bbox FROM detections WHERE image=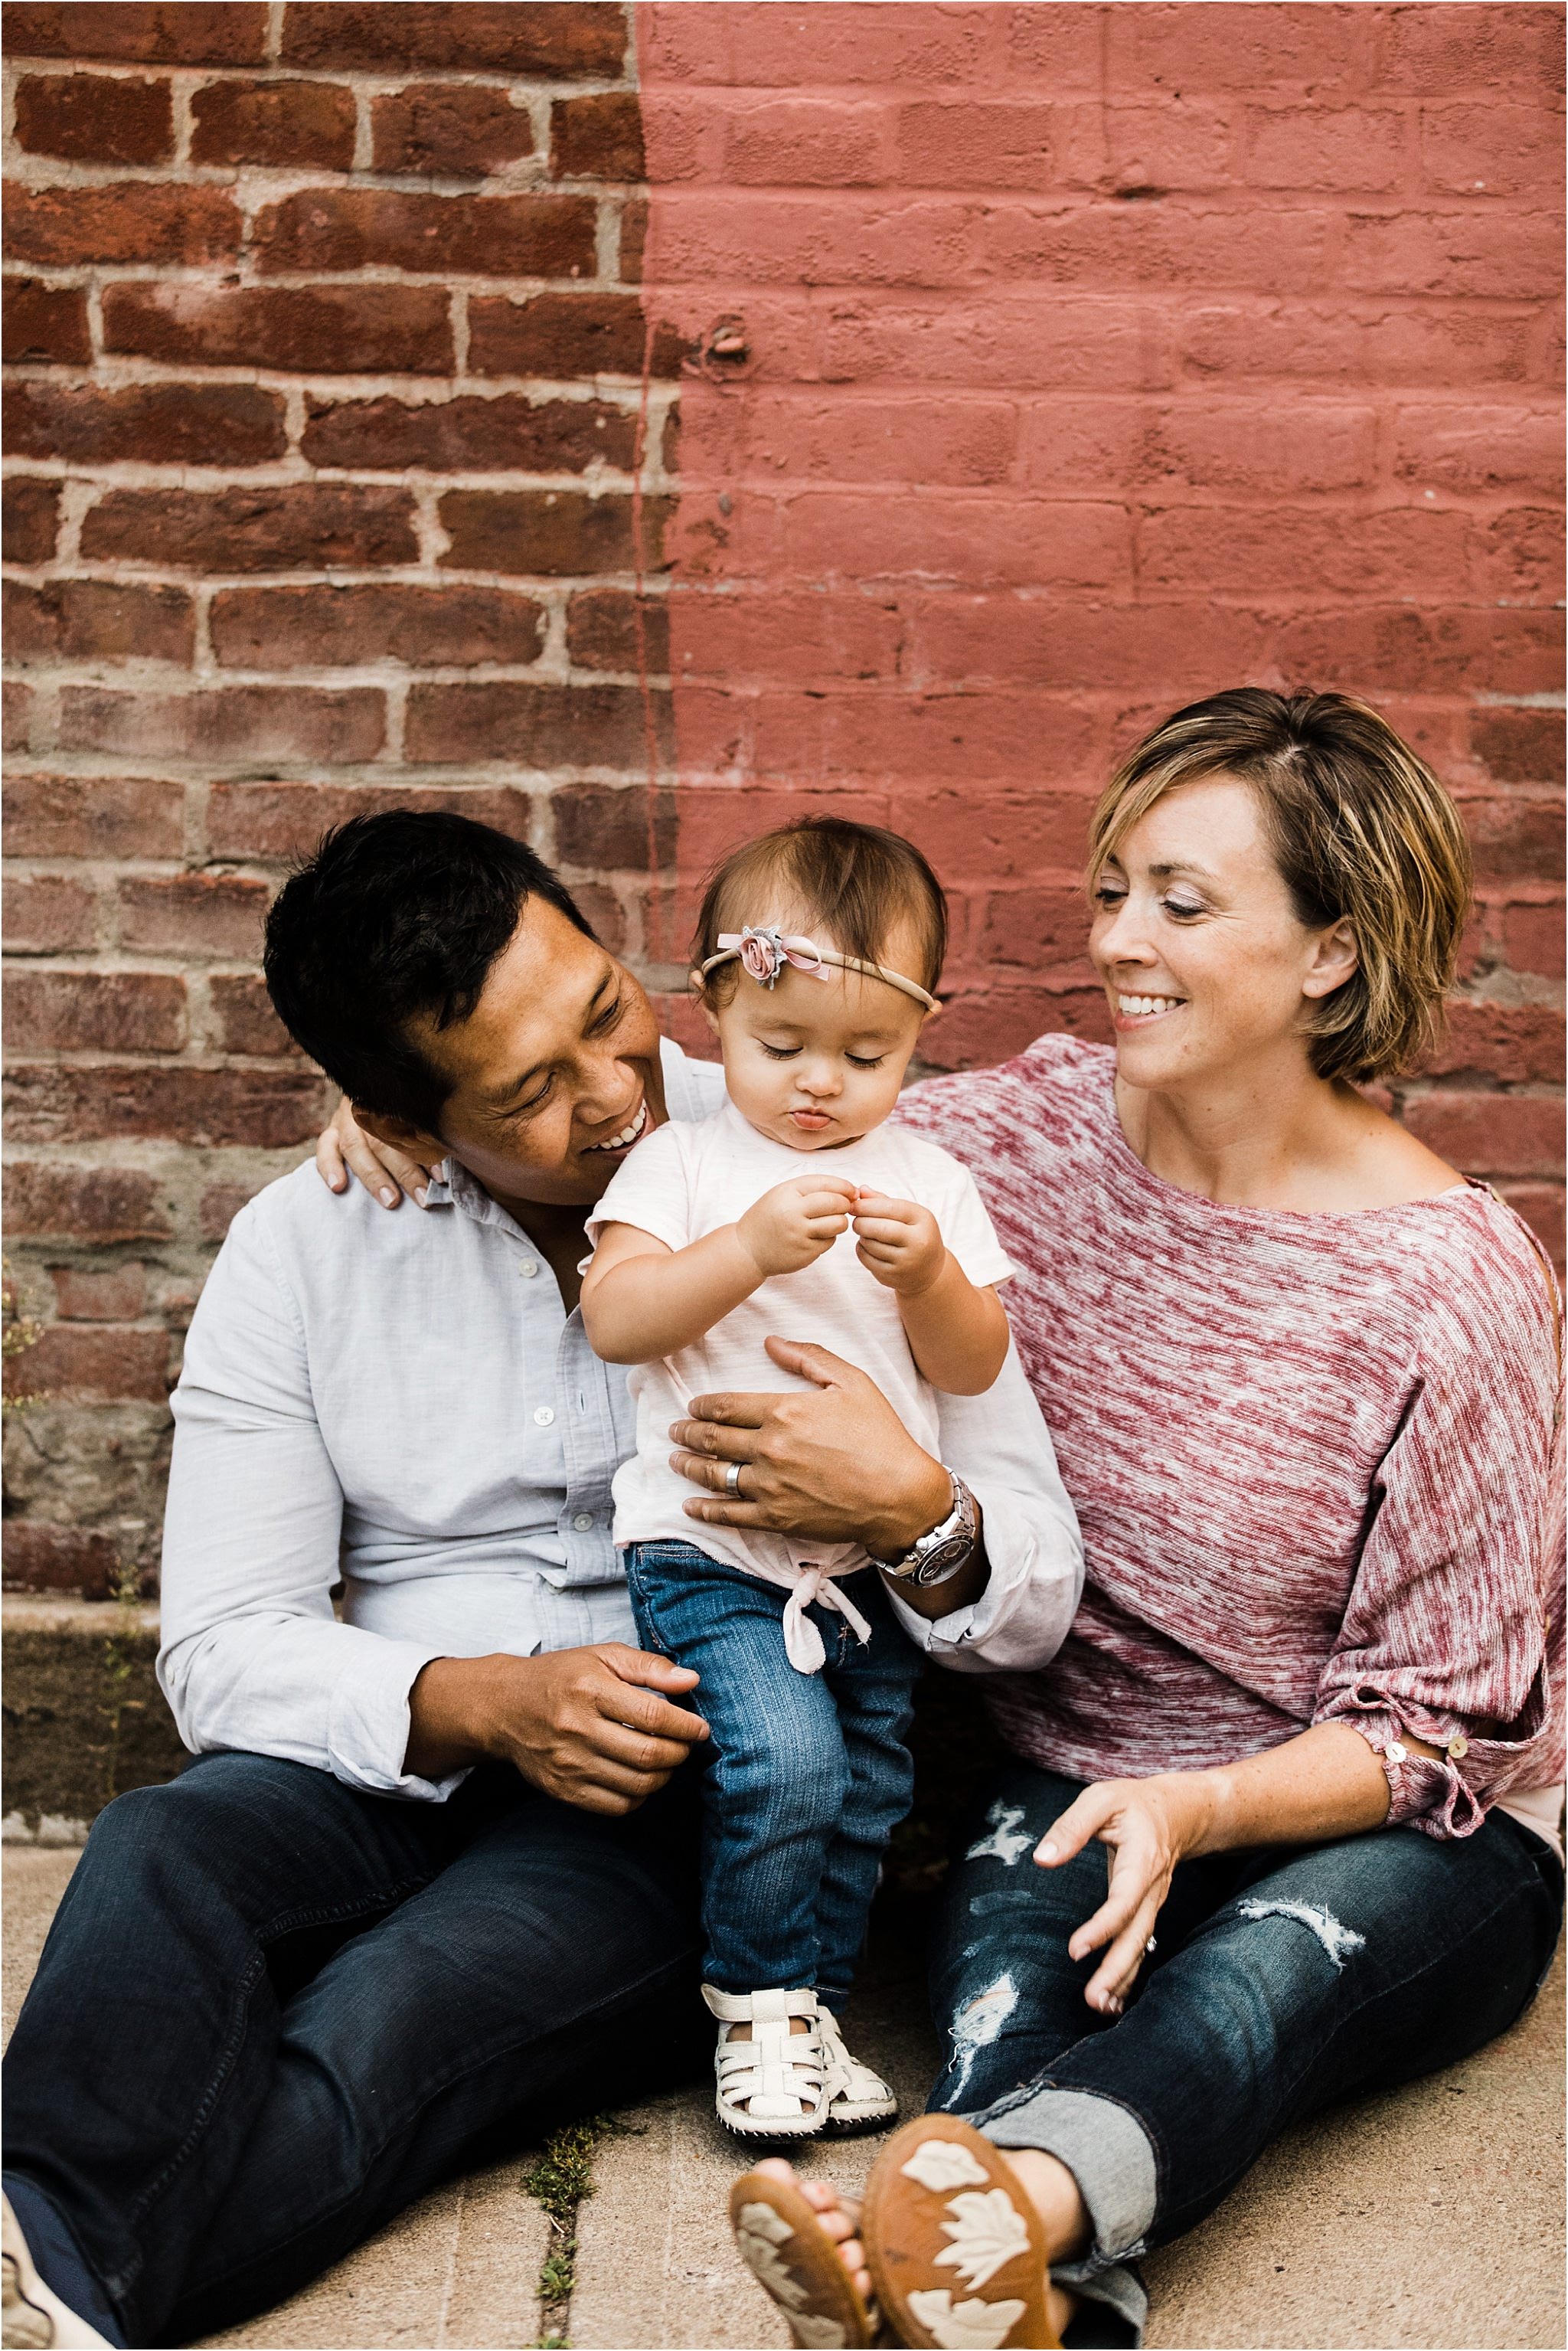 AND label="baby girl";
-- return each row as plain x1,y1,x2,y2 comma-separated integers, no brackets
580,817,1027,2143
